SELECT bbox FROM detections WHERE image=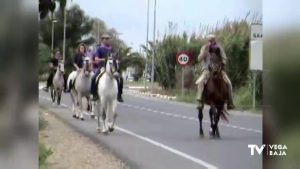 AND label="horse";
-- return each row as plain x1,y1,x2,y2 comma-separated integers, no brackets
197,48,229,138
68,58,93,120
51,63,64,105
95,54,119,134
